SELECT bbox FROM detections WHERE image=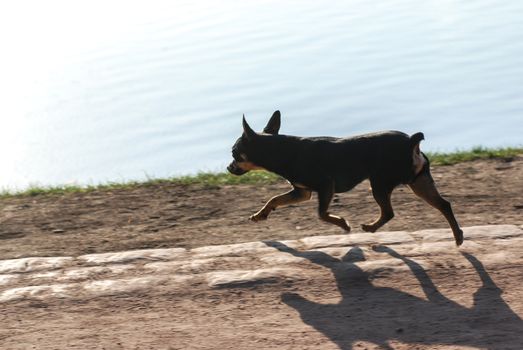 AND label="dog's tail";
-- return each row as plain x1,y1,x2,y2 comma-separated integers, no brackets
410,132,424,154
410,132,427,178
